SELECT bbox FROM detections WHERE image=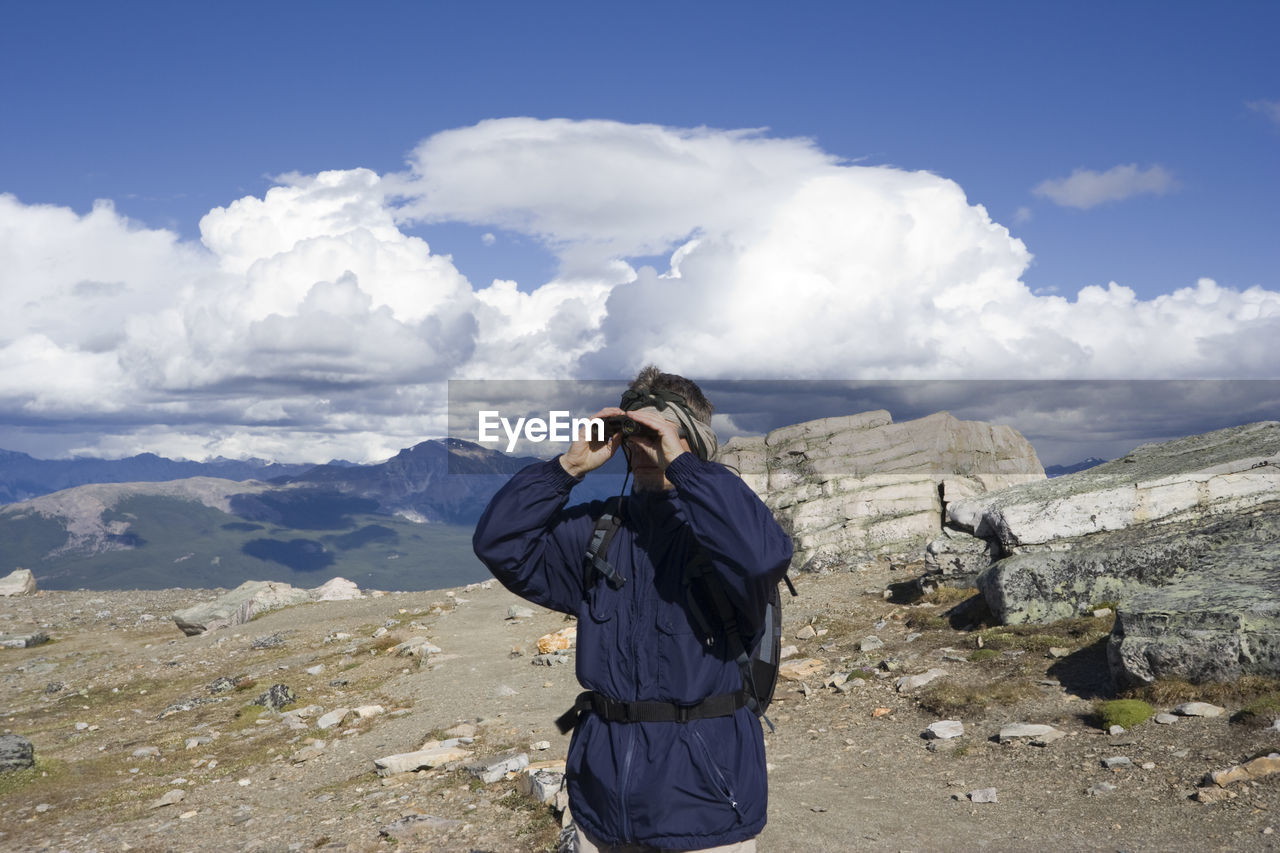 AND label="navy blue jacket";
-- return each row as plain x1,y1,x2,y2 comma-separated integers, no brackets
472,452,793,850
